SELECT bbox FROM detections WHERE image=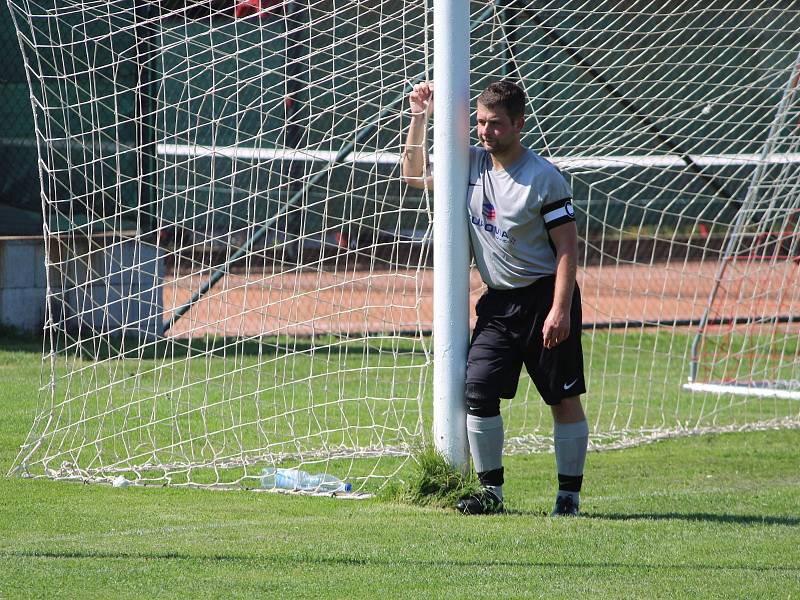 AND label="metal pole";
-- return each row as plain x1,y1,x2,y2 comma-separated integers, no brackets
432,0,470,469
